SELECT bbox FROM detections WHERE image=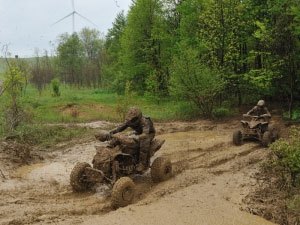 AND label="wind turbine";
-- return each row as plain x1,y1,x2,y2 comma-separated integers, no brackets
52,0,98,33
